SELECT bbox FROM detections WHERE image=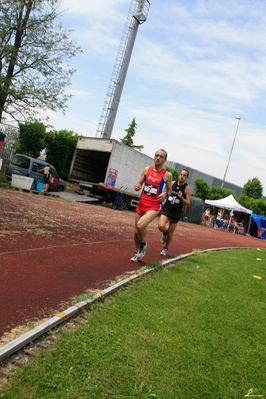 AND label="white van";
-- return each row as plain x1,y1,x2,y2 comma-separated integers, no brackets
5,154,66,192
